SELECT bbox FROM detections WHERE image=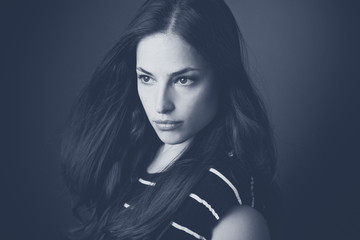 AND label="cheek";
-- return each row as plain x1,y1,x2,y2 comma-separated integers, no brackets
184,86,218,124
137,87,152,115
